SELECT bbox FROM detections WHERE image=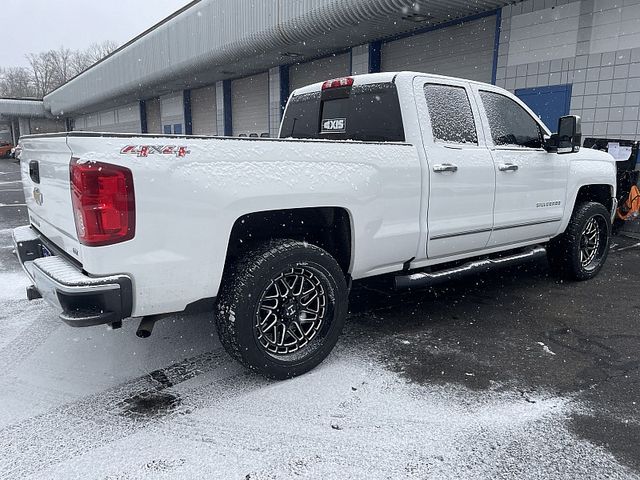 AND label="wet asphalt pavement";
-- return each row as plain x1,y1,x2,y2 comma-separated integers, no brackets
1,156,639,479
